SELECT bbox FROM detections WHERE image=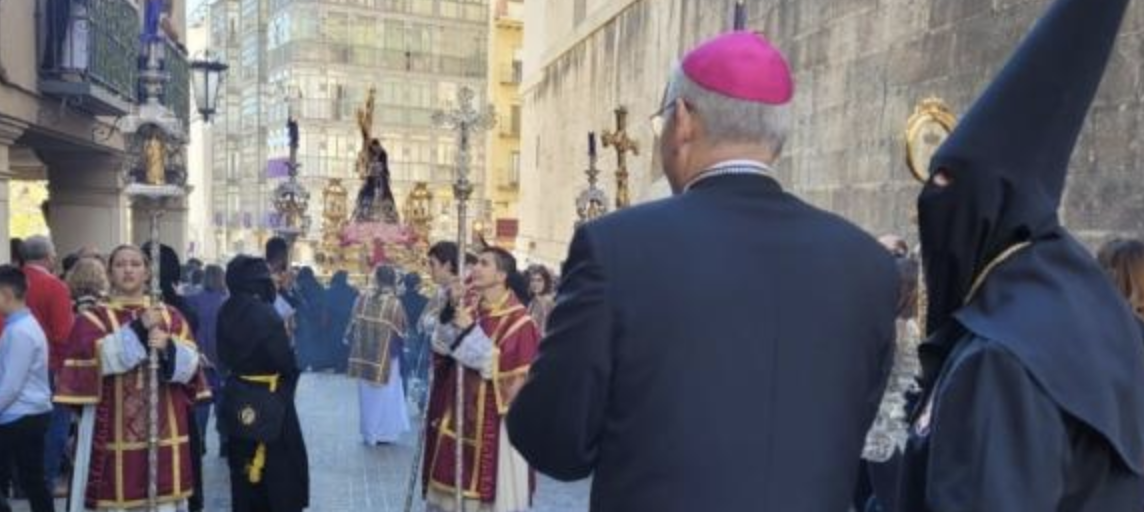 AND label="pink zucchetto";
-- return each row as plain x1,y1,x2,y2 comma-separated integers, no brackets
681,31,794,105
